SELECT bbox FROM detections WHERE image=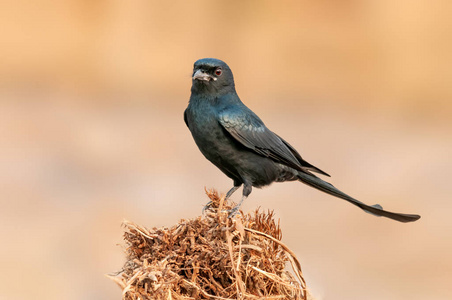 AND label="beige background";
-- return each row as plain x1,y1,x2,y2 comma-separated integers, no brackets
1,1,451,299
